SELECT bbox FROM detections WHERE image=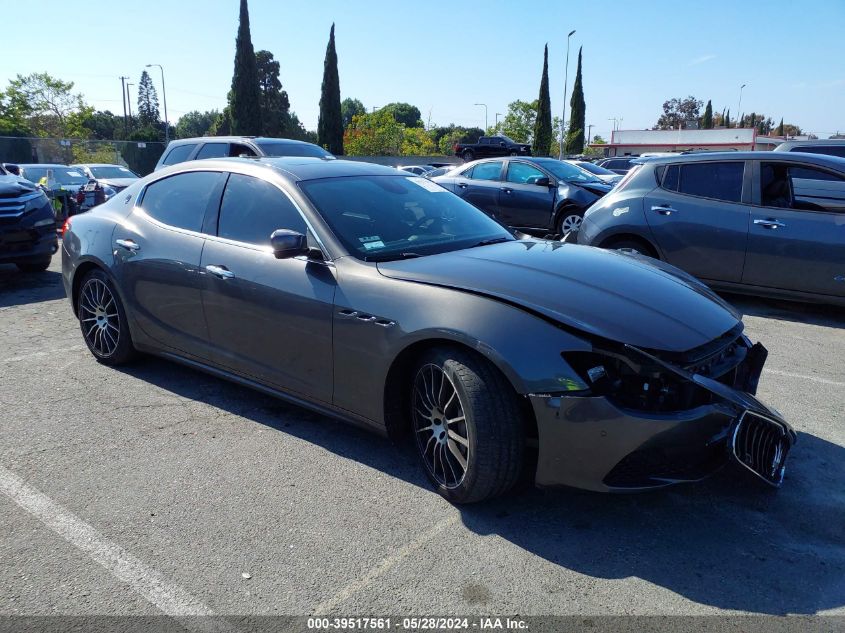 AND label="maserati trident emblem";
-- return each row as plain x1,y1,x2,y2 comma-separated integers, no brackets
771,441,784,478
